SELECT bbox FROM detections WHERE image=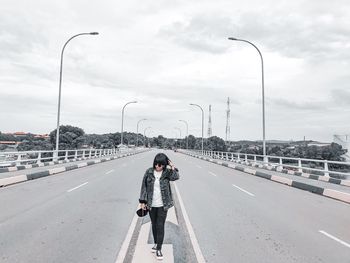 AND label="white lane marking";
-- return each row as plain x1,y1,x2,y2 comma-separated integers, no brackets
208,171,217,177
67,182,89,192
232,184,255,197
106,169,114,174
196,164,202,169
174,183,206,263
319,230,350,249
115,208,139,263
